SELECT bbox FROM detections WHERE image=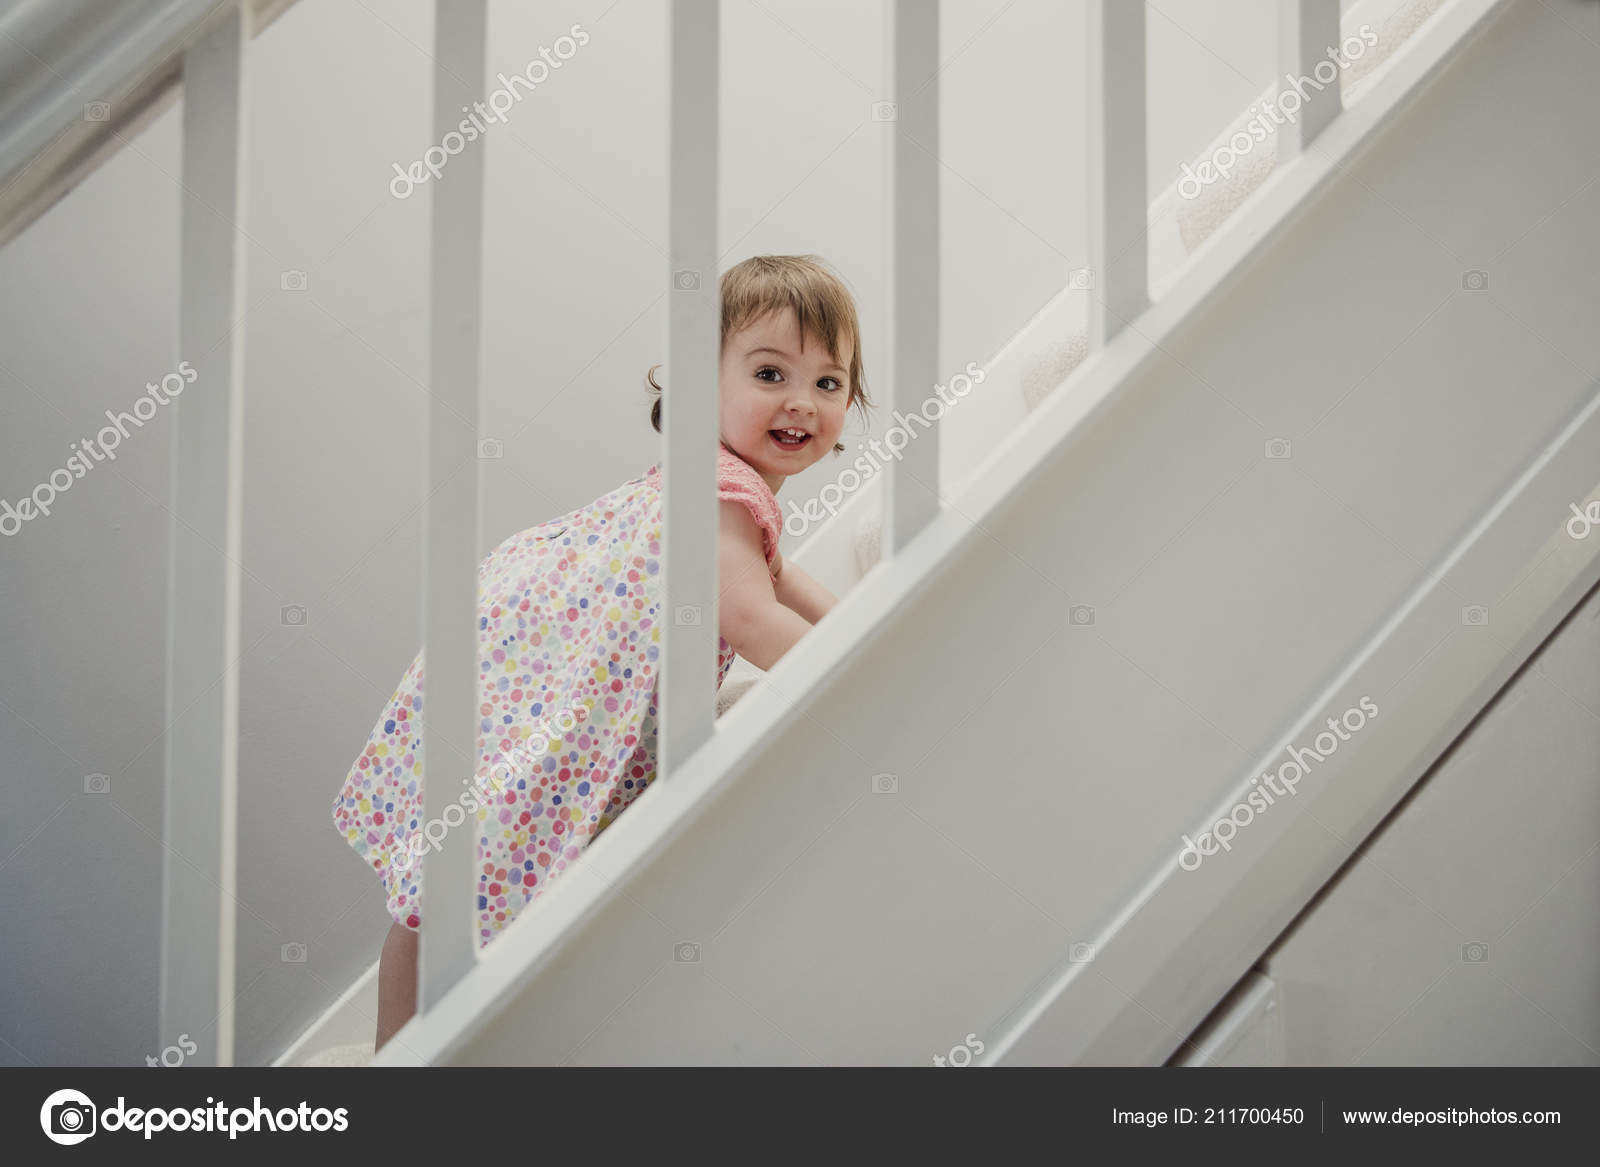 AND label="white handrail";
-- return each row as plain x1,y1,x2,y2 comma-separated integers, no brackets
1277,0,1344,160
418,0,490,1009
884,0,941,555
161,0,249,1069
0,0,304,252
659,0,721,778
1085,0,1148,349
